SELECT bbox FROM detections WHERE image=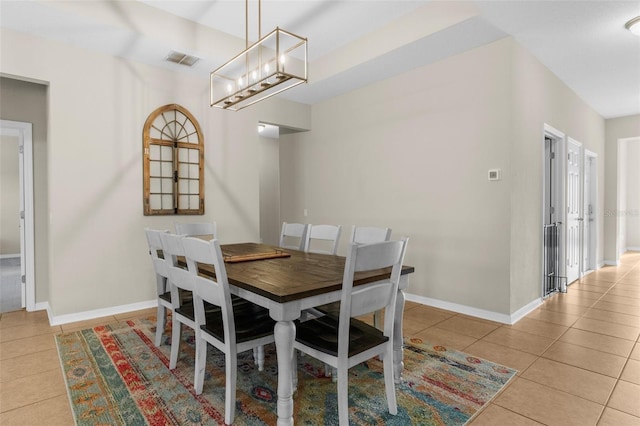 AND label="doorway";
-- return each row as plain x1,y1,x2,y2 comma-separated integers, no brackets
0,120,35,312
617,137,640,259
258,122,281,246
542,124,566,297
258,121,308,246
